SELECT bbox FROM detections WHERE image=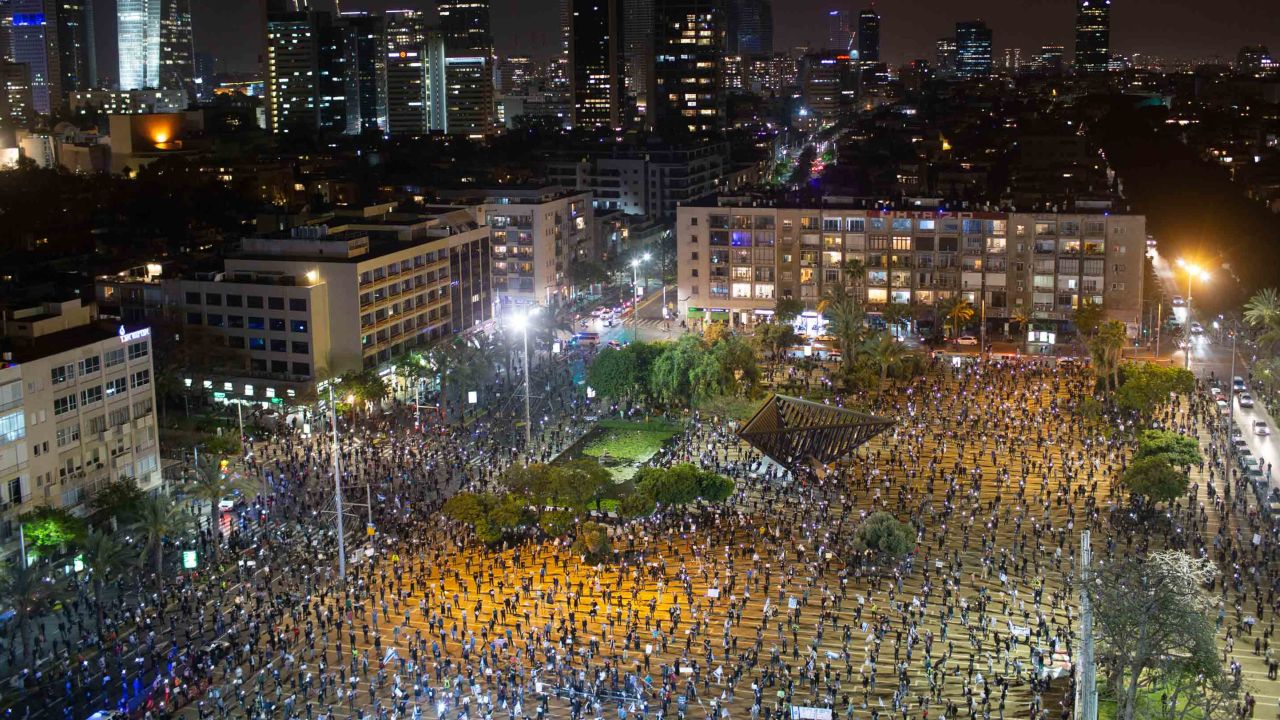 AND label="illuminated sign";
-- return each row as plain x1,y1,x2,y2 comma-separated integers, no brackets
117,326,152,343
